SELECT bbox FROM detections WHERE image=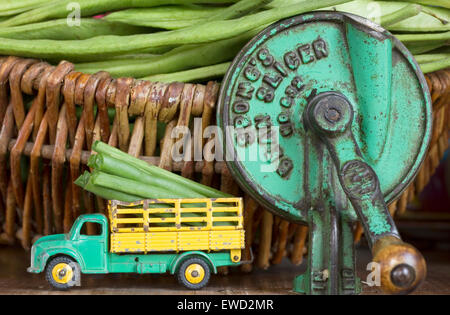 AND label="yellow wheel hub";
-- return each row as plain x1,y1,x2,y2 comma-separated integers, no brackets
185,264,205,284
51,263,74,284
